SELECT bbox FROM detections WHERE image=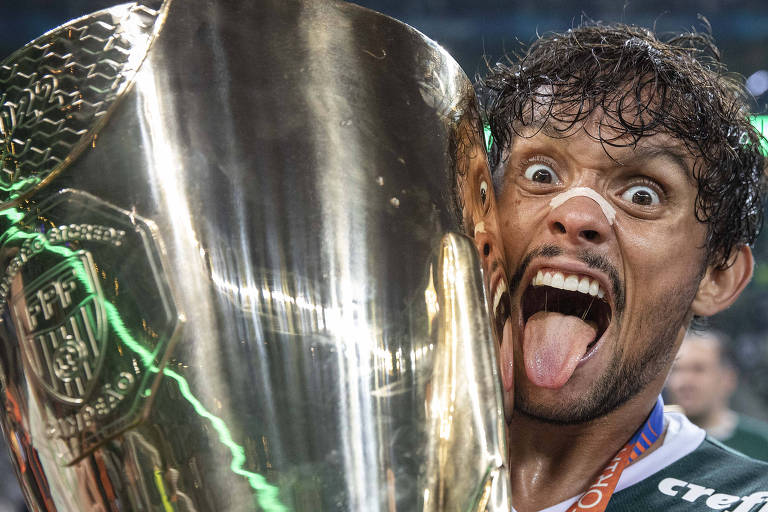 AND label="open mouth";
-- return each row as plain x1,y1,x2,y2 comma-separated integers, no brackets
519,268,613,388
